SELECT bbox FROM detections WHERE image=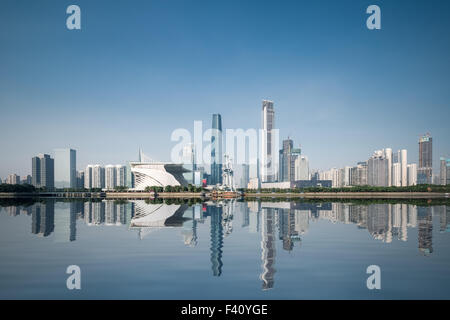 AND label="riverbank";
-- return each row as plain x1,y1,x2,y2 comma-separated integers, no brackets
245,192,450,199
1,191,449,199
